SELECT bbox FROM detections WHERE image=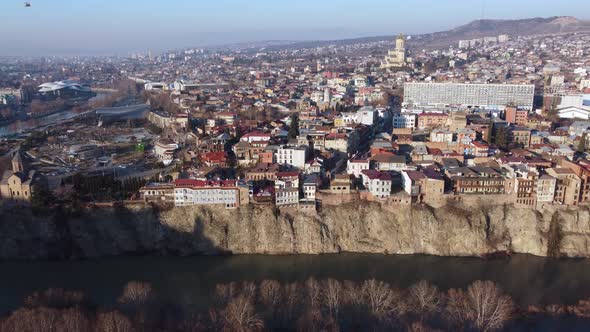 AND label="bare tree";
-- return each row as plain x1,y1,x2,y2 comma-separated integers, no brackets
117,281,153,306
296,308,340,332
215,282,238,305
95,310,135,332
322,279,343,317
283,282,300,322
342,280,362,307
361,279,399,318
466,280,514,332
241,281,257,301
445,288,470,329
409,281,443,319
1,307,59,332
259,280,282,308
222,294,263,332
60,308,91,332
305,277,321,309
